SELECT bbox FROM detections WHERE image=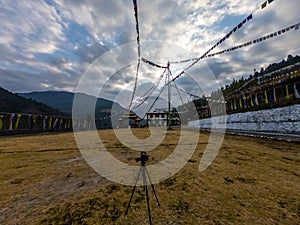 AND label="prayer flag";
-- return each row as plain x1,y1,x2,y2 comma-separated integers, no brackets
295,24,299,30
255,94,259,105
0,115,3,129
230,101,233,111
273,87,277,102
268,0,274,4
264,90,269,104
286,85,291,99
294,83,300,99
261,1,267,9
14,114,21,129
247,14,253,21
250,96,254,107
